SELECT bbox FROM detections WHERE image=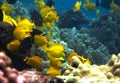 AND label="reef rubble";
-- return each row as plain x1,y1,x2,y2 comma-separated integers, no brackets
57,53,120,83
